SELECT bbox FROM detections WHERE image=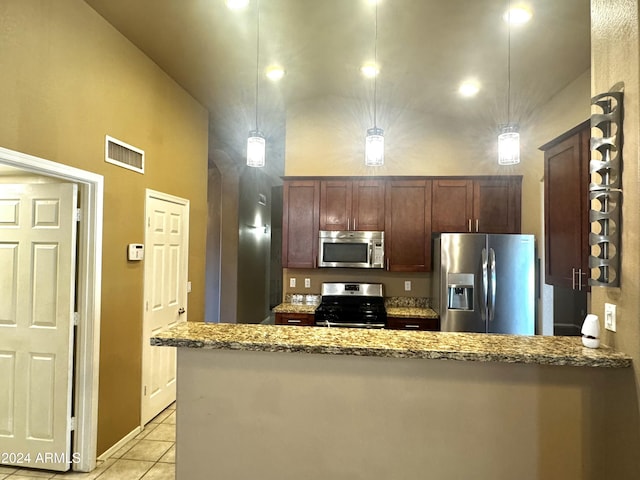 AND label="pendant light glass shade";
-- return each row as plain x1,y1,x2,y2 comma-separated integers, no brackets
498,124,520,165
365,127,384,166
247,130,265,168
